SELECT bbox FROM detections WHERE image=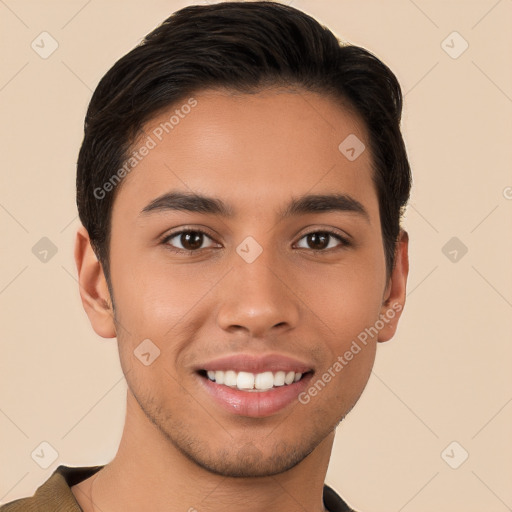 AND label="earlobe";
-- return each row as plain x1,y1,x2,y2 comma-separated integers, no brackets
378,229,409,343
74,225,117,339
